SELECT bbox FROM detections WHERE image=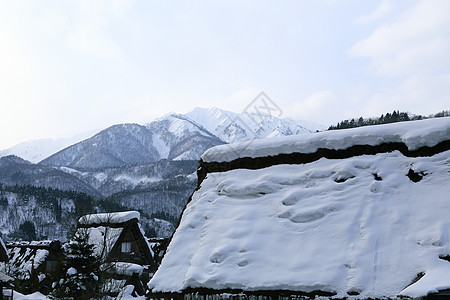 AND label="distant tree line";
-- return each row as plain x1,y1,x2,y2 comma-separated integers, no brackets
150,211,178,225
328,110,450,130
